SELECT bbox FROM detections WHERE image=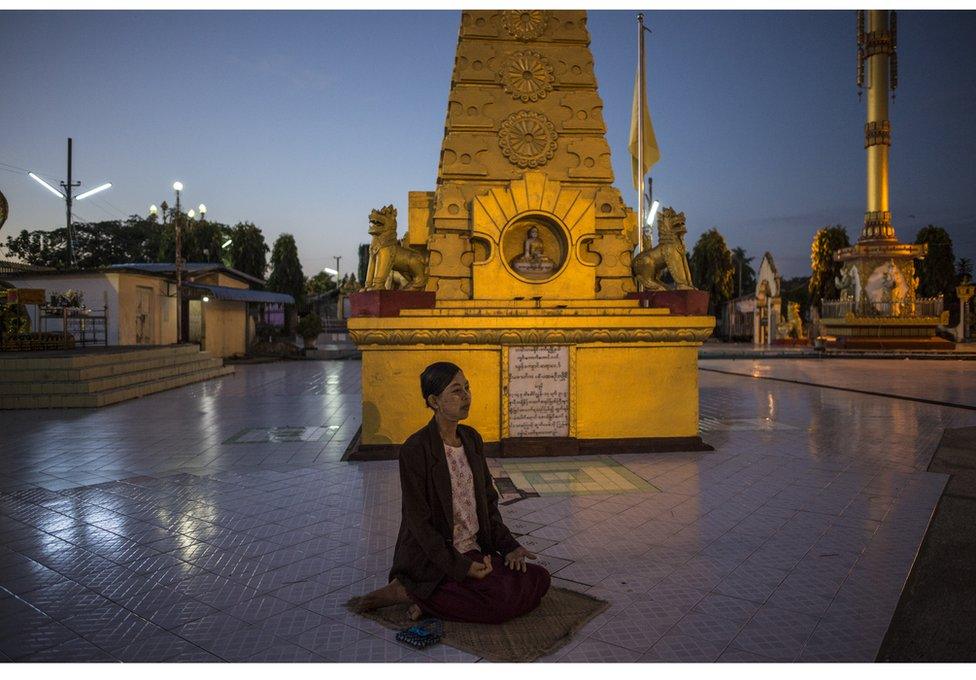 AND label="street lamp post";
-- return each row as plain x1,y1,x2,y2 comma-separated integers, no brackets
173,181,184,344
153,187,205,343
27,138,112,268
